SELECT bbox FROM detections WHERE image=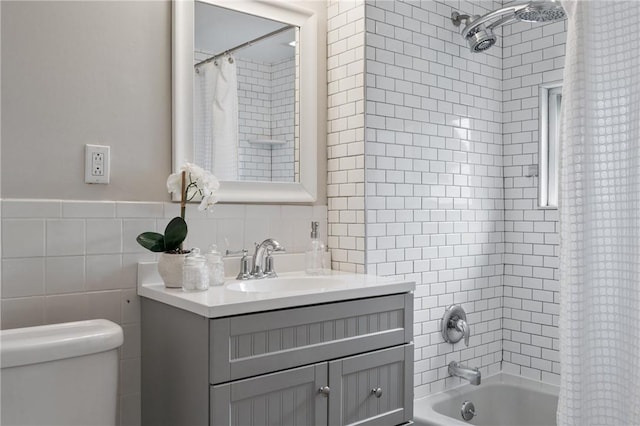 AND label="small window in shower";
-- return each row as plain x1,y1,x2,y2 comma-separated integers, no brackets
539,83,562,208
